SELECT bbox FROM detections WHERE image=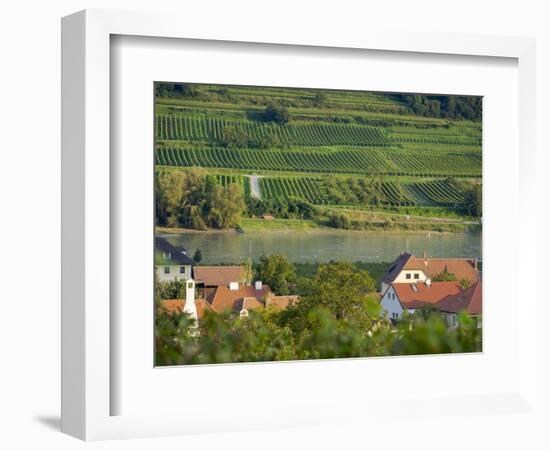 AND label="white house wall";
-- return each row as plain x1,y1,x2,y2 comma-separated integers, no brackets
394,269,427,284
380,286,404,319
381,269,427,292
156,264,192,282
